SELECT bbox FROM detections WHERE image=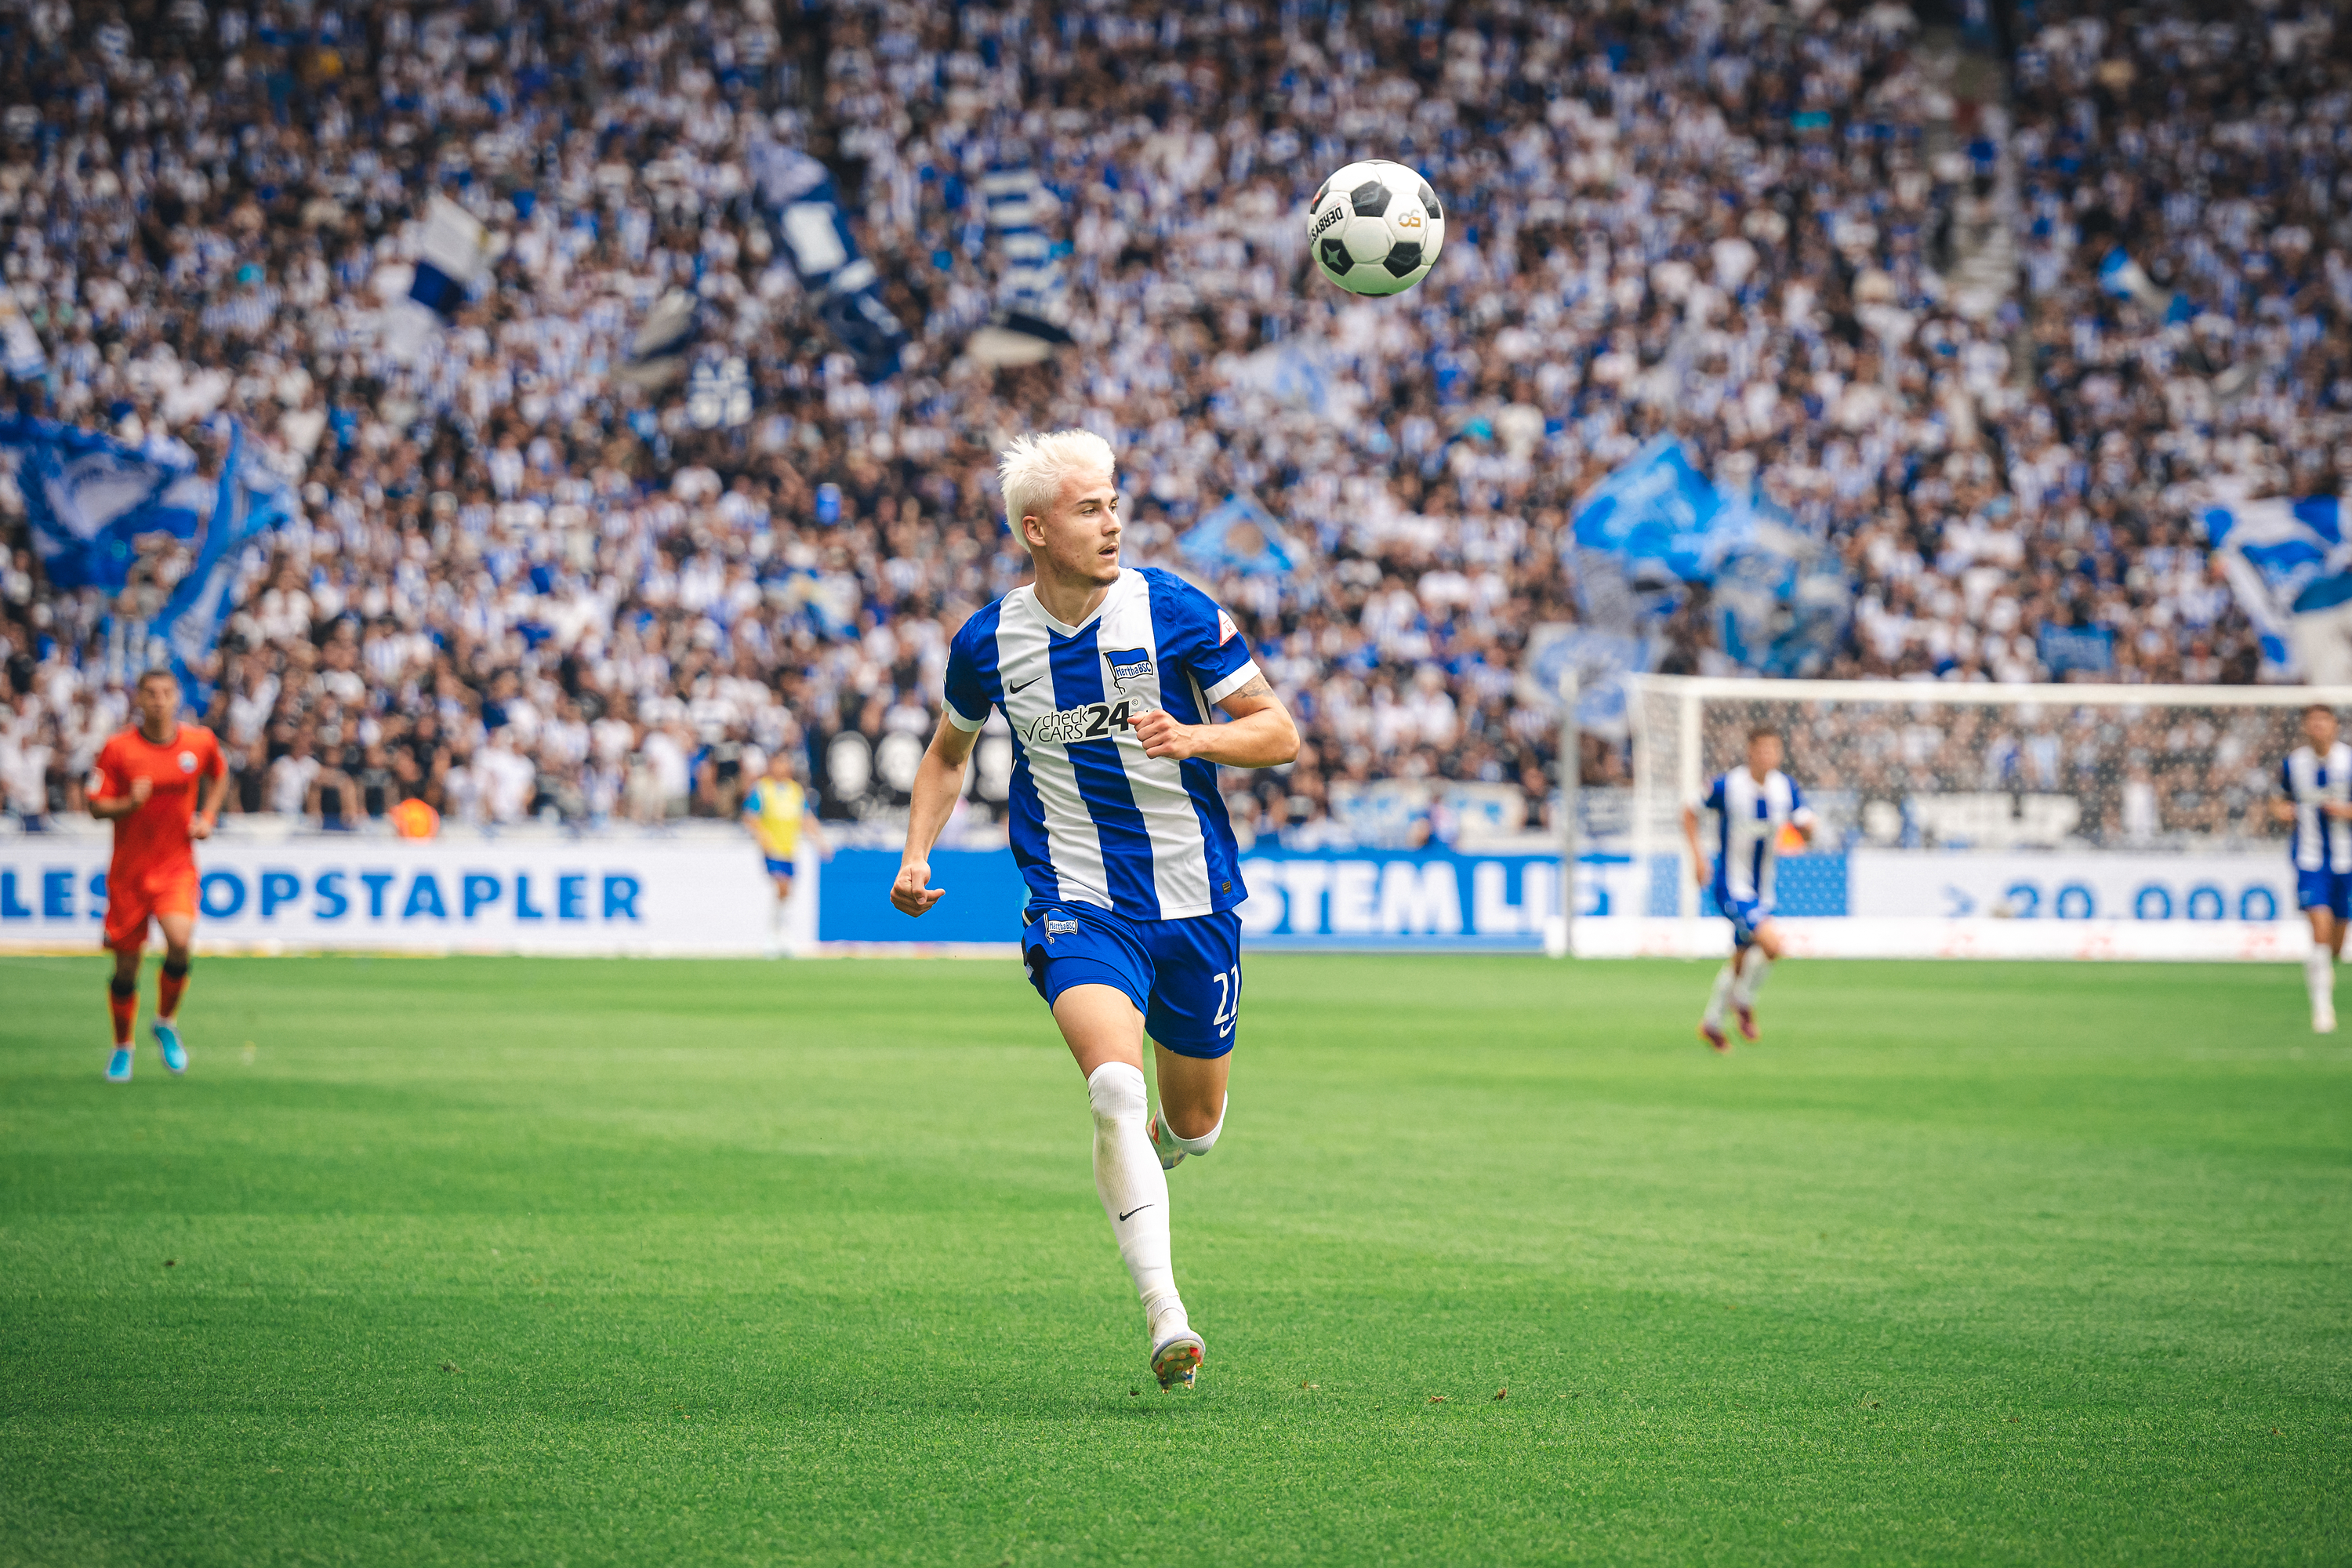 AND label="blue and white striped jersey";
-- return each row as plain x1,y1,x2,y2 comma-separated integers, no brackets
2281,742,2352,873
943,566,1261,921
1702,767,1808,904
